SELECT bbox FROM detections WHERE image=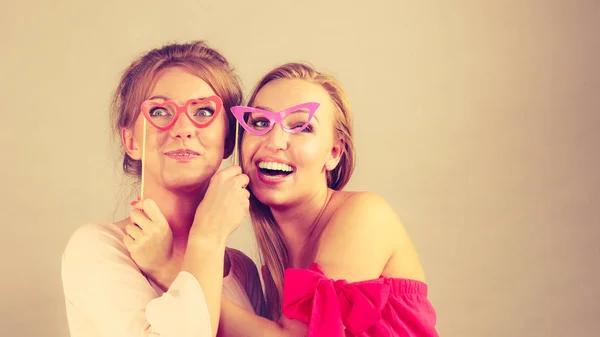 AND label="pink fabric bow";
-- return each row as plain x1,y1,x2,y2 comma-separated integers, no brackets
282,264,391,337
